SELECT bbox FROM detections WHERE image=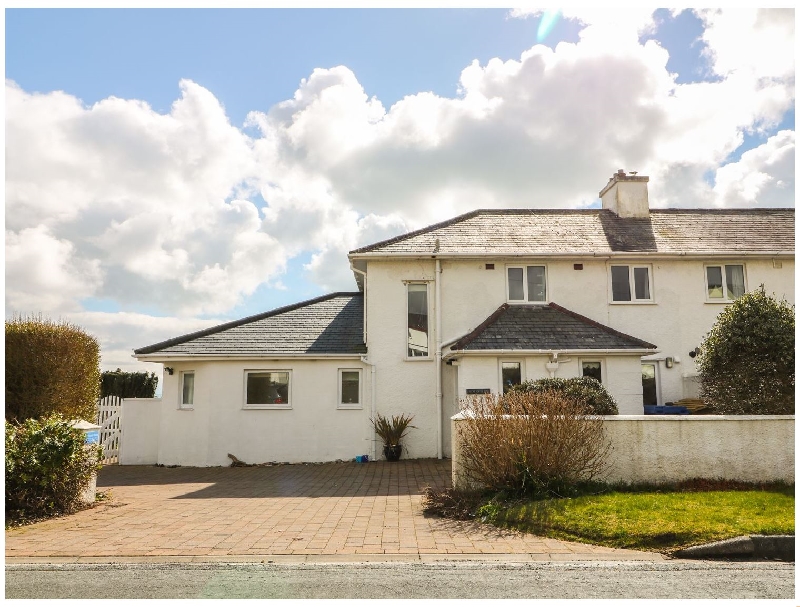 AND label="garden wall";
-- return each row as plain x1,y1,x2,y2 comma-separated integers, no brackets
451,414,795,489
